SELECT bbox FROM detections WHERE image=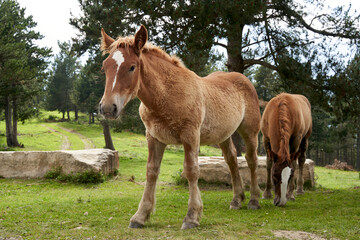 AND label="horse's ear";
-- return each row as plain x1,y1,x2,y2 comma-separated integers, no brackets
134,25,148,55
101,28,115,53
